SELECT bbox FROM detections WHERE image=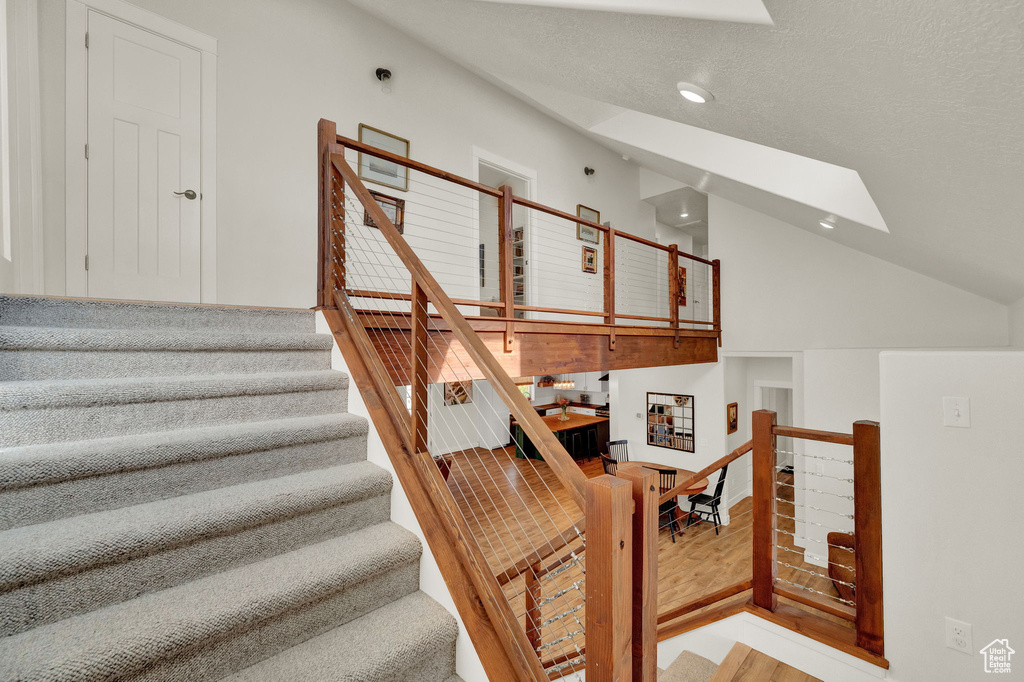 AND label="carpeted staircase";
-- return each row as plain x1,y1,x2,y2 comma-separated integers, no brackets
0,296,461,681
